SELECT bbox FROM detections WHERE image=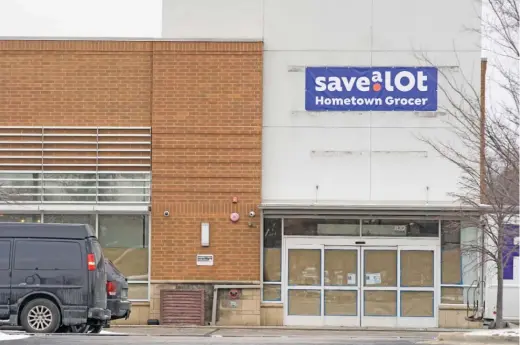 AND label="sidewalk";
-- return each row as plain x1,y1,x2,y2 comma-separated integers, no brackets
436,328,520,344
107,325,463,338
